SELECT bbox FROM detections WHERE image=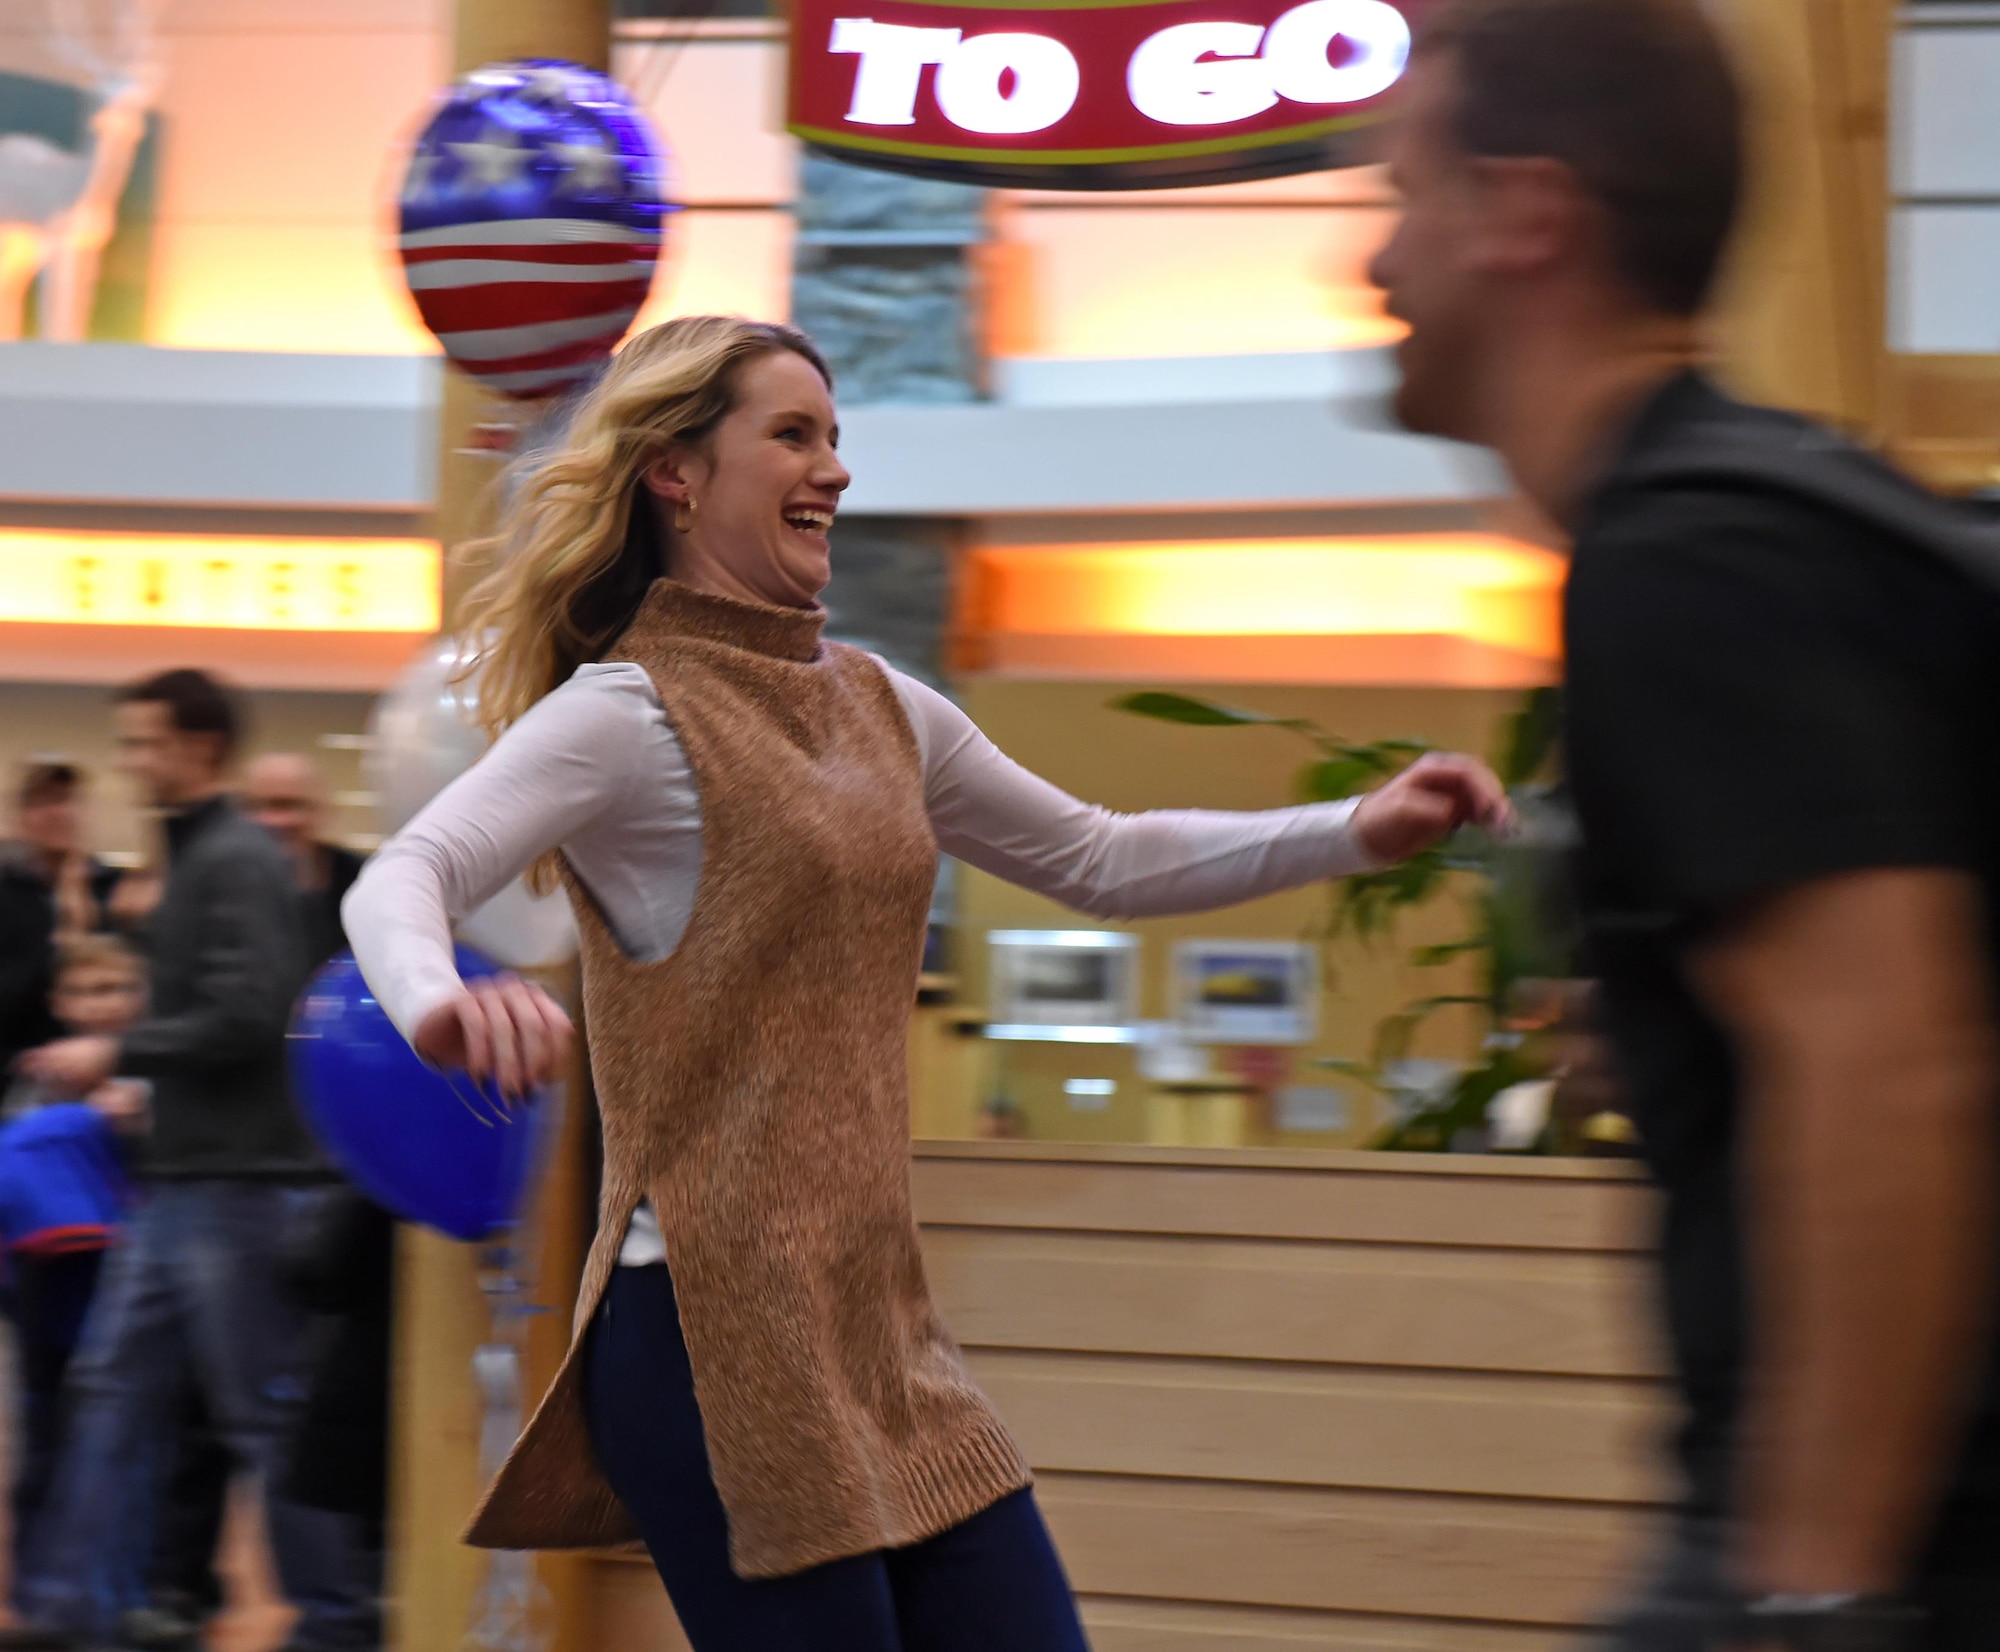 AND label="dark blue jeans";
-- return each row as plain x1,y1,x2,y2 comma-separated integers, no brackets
19,1182,379,1648
583,1263,1092,1652
7,1249,105,1580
